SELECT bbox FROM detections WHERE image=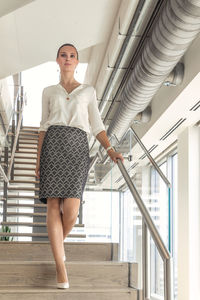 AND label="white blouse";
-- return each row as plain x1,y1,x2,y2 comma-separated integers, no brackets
38,83,106,140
